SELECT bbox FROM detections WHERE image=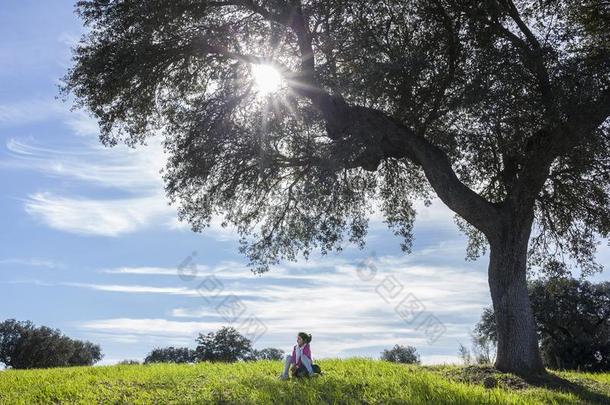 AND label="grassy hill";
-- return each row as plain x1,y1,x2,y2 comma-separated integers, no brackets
1,358,609,404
